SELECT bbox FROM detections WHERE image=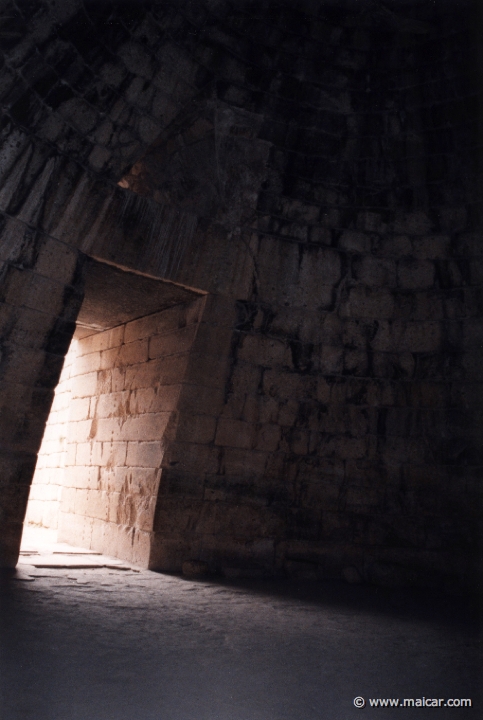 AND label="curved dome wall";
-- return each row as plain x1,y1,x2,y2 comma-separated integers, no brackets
0,0,480,592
